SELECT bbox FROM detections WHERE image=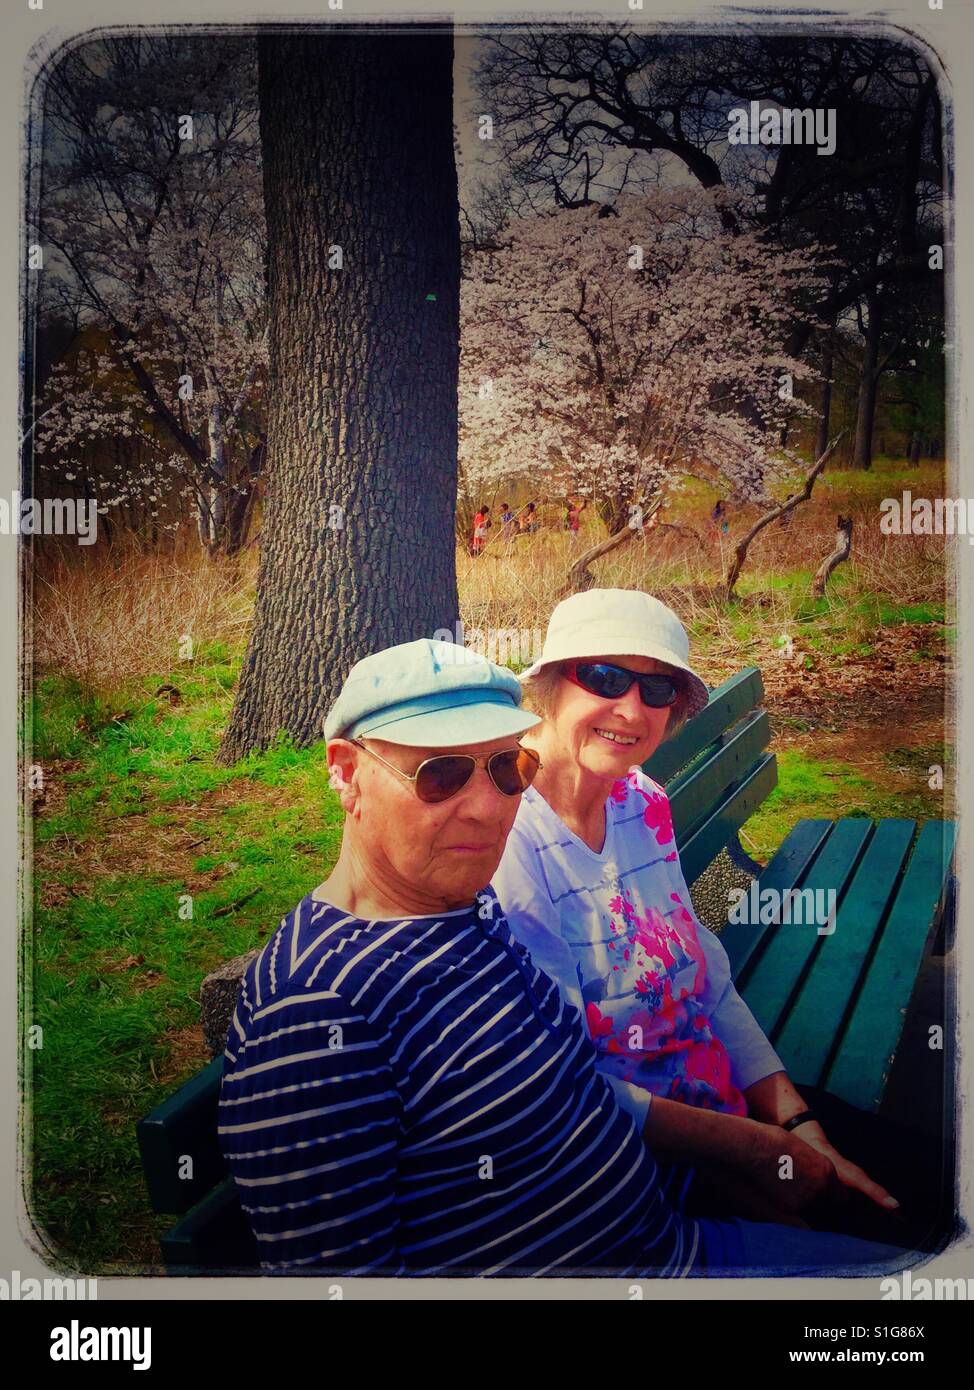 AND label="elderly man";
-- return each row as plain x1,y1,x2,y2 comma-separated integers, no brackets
218,639,904,1278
